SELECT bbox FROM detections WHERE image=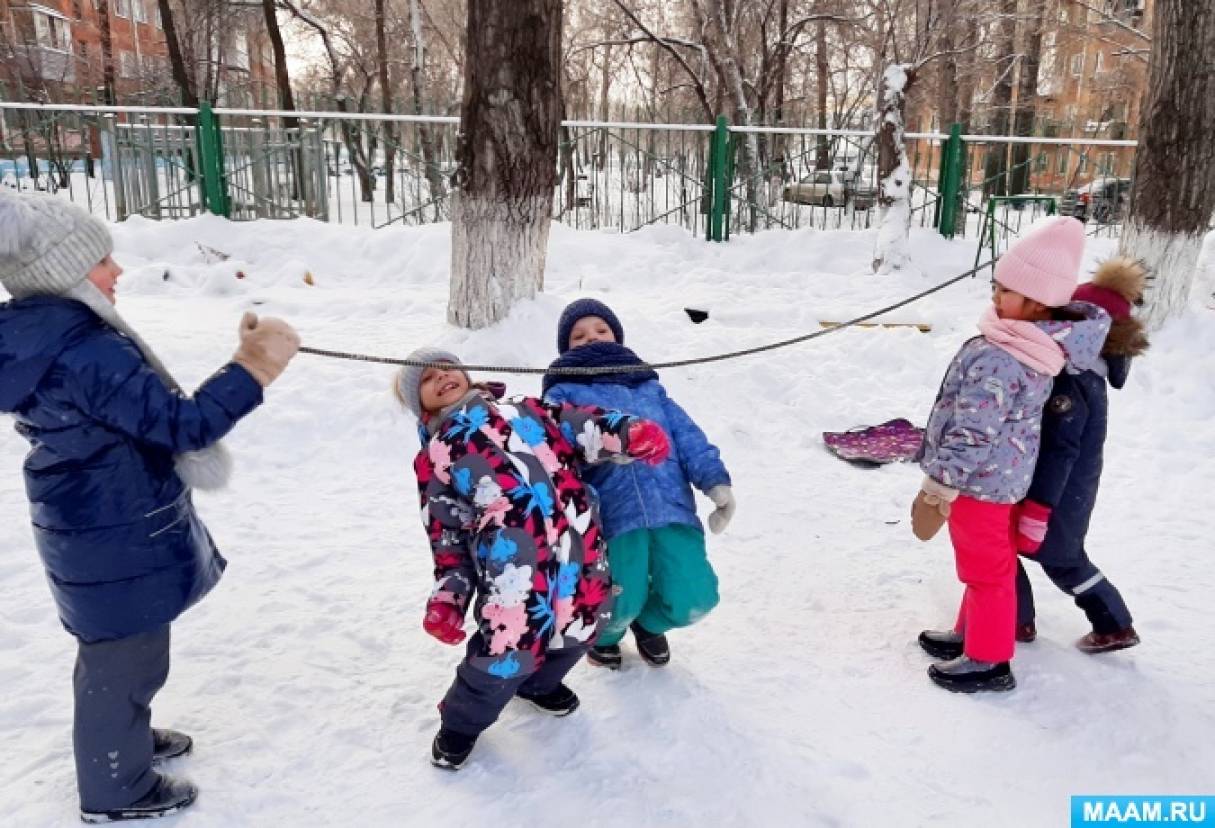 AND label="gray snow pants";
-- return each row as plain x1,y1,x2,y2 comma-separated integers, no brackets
73,625,171,811
440,633,588,737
